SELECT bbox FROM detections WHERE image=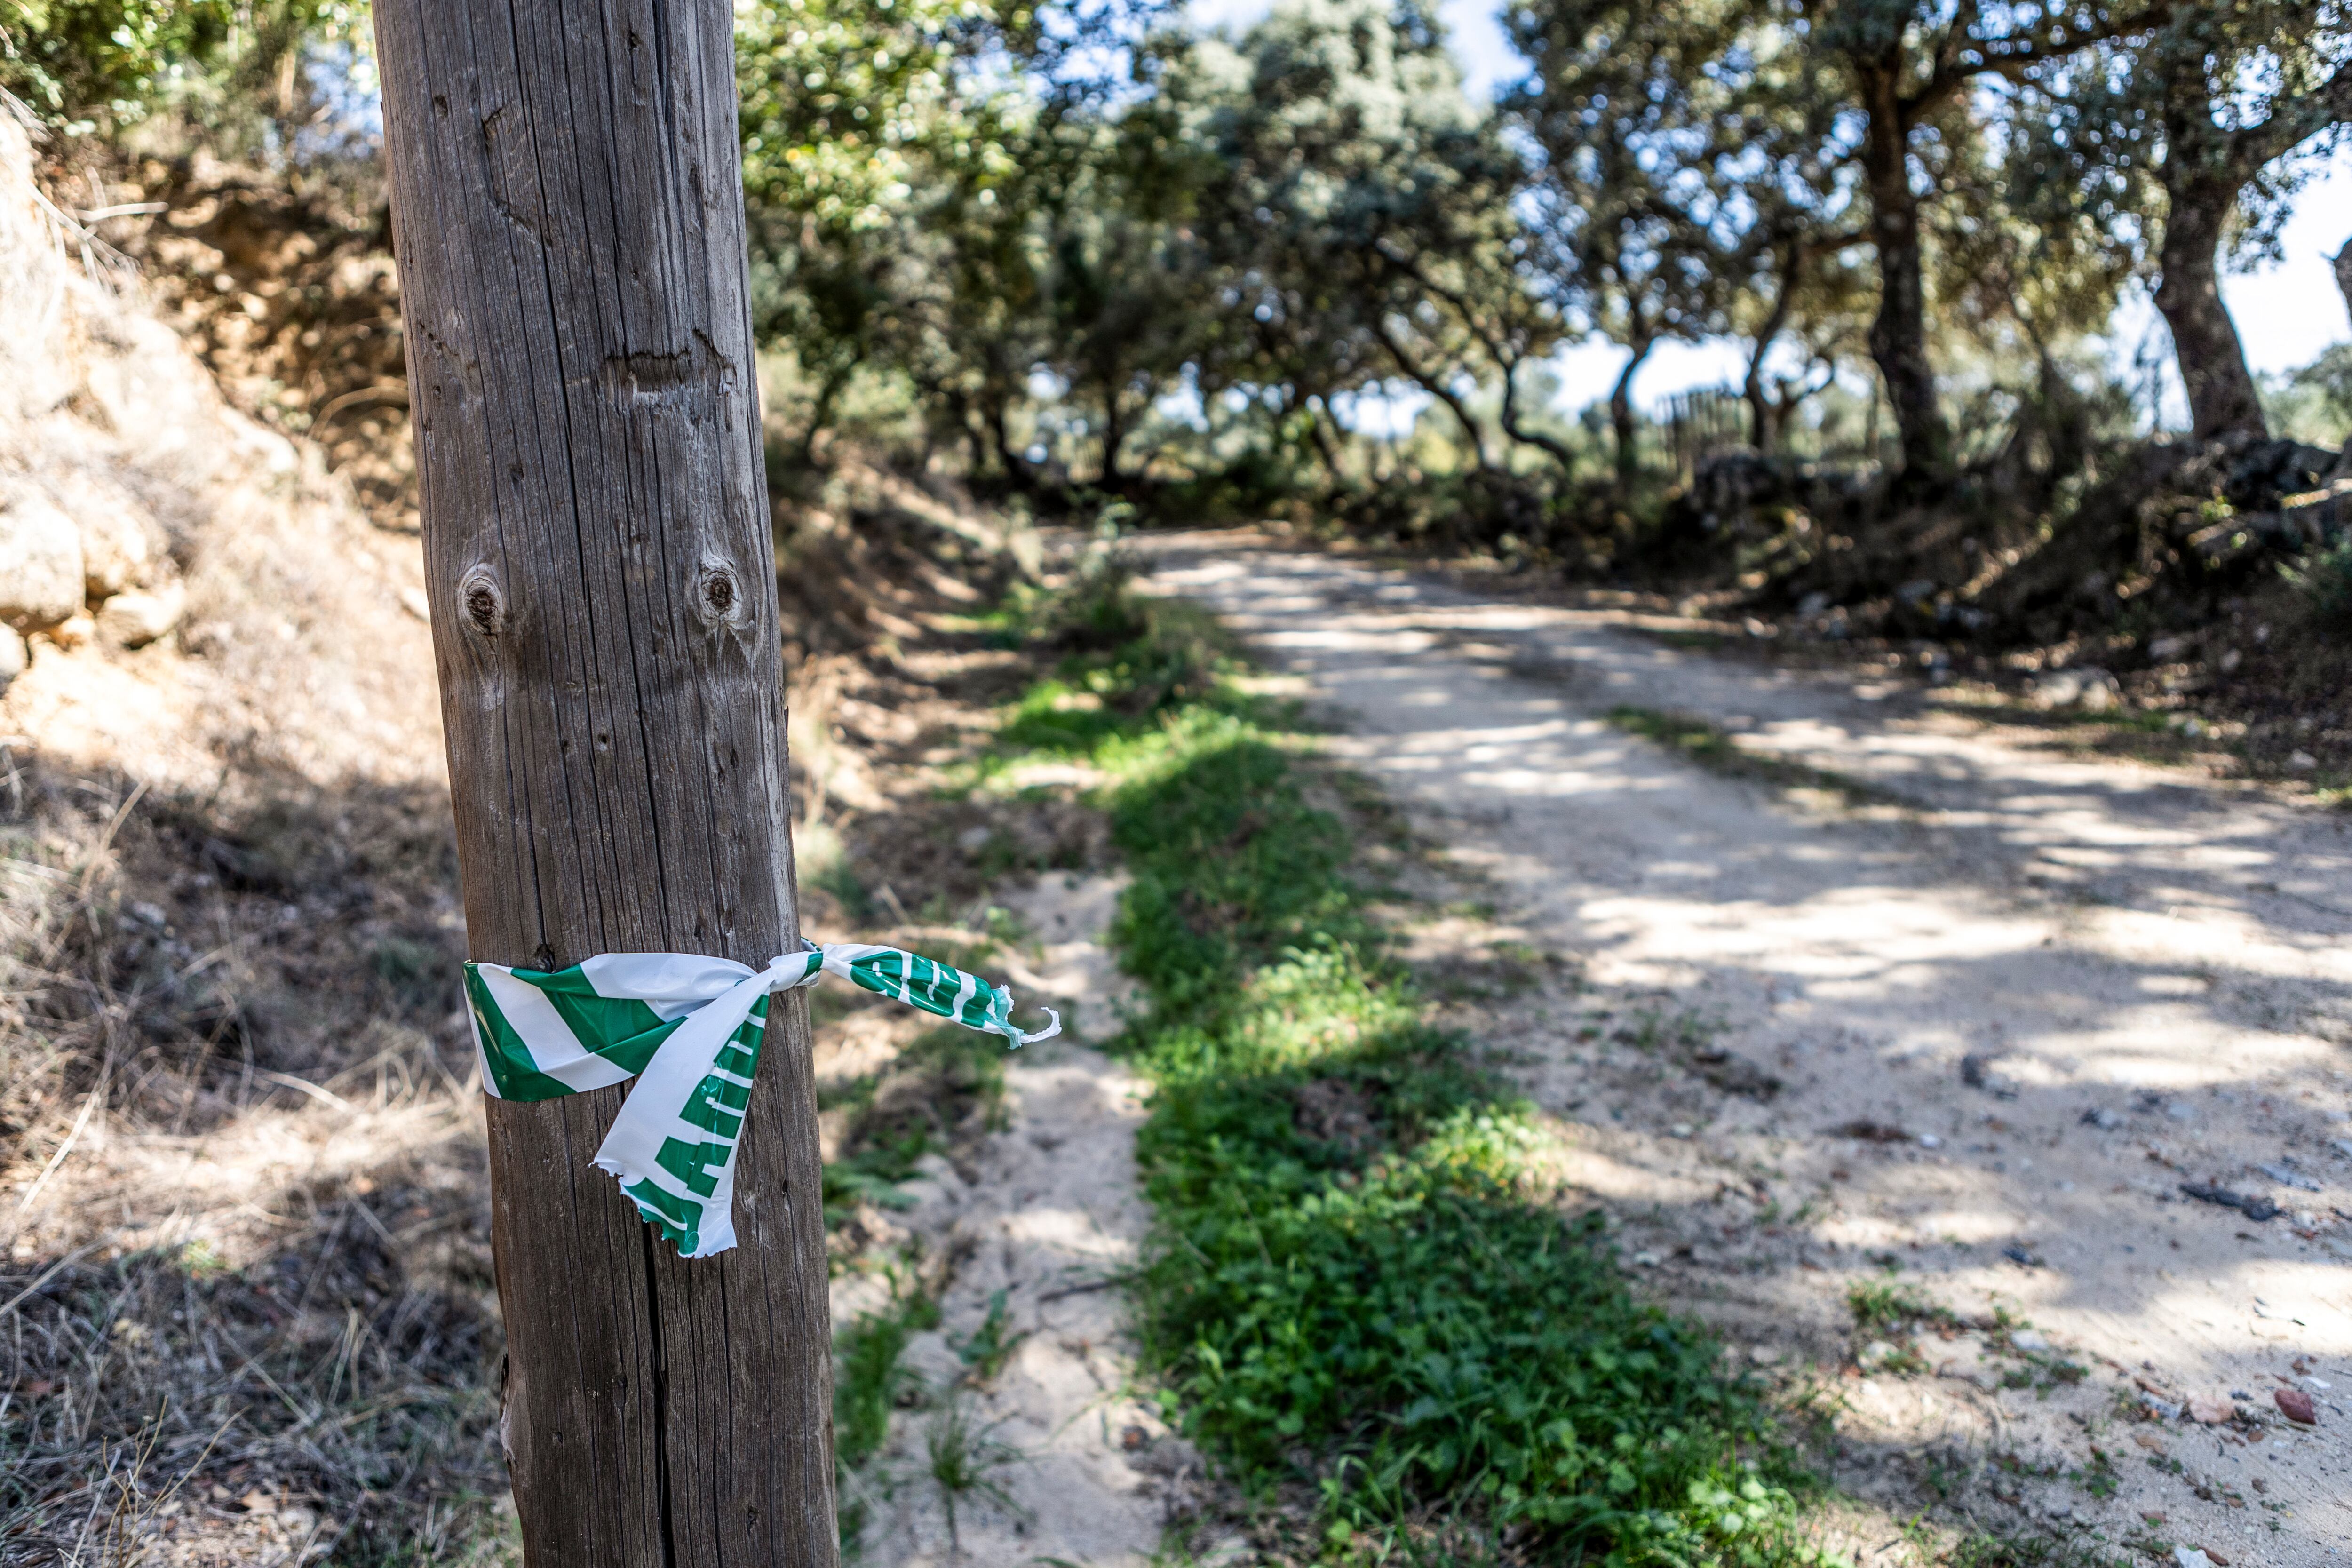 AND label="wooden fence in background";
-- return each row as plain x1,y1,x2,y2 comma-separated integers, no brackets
1663,386,1748,480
